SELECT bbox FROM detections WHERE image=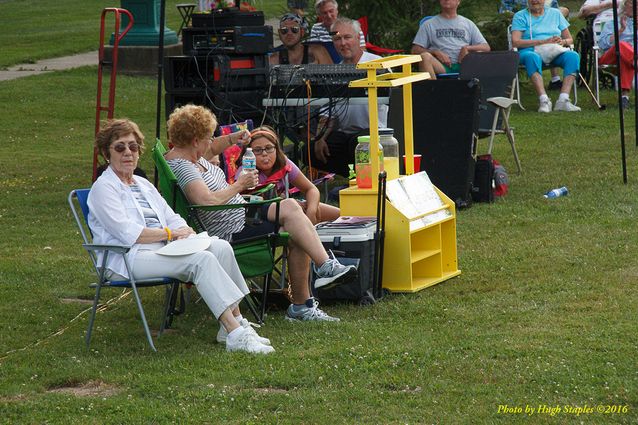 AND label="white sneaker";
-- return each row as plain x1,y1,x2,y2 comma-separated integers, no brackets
225,328,274,354
554,98,581,112
285,299,340,322
538,99,552,113
217,318,271,345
